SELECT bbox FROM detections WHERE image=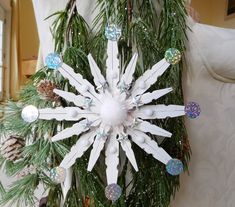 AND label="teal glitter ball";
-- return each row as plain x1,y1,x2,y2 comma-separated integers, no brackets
45,53,62,69
50,167,66,183
164,48,181,65
166,159,183,176
105,183,122,202
105,24,122,41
